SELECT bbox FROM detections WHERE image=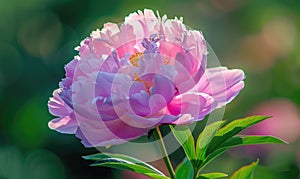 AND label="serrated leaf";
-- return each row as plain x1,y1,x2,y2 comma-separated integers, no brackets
91,158,169,179
230,160,259,179
83,153,166,177
196,121,225,160
175,158,194,179
197,172,228,179
206,116,270,155
170,125,196,161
